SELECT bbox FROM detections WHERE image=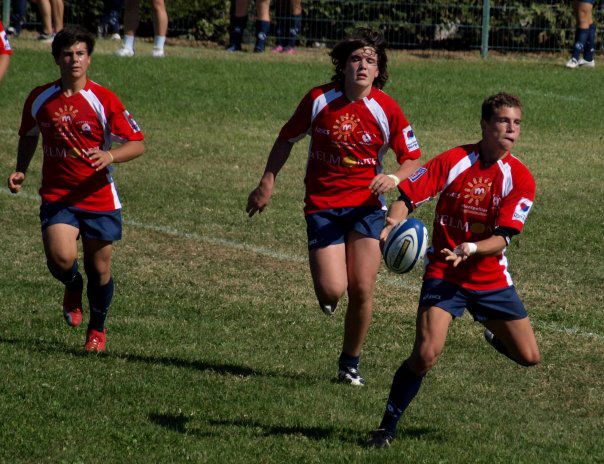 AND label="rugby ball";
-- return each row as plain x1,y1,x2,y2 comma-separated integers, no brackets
382,218,428,274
